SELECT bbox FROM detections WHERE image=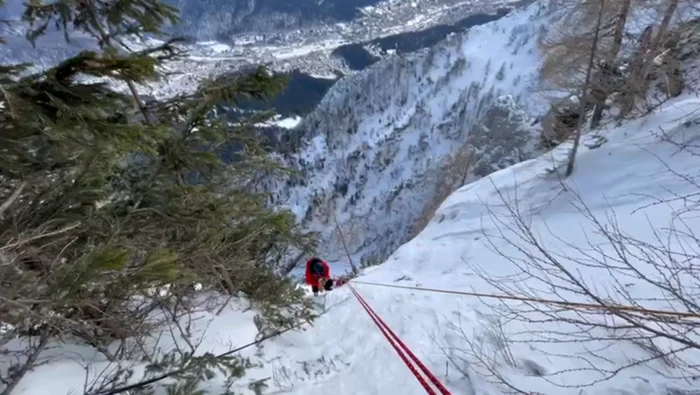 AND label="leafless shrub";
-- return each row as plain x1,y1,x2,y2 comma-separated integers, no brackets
539,0,696,138
436,314,530,395
451,128,700,393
